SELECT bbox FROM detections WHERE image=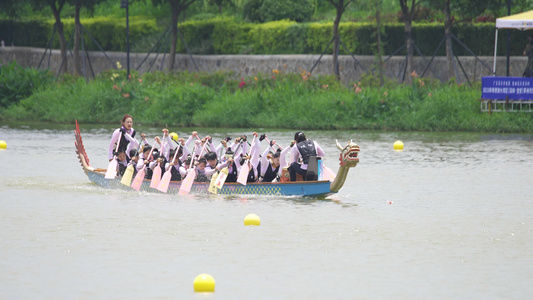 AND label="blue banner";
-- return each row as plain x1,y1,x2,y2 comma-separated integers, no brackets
482,77,533,100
